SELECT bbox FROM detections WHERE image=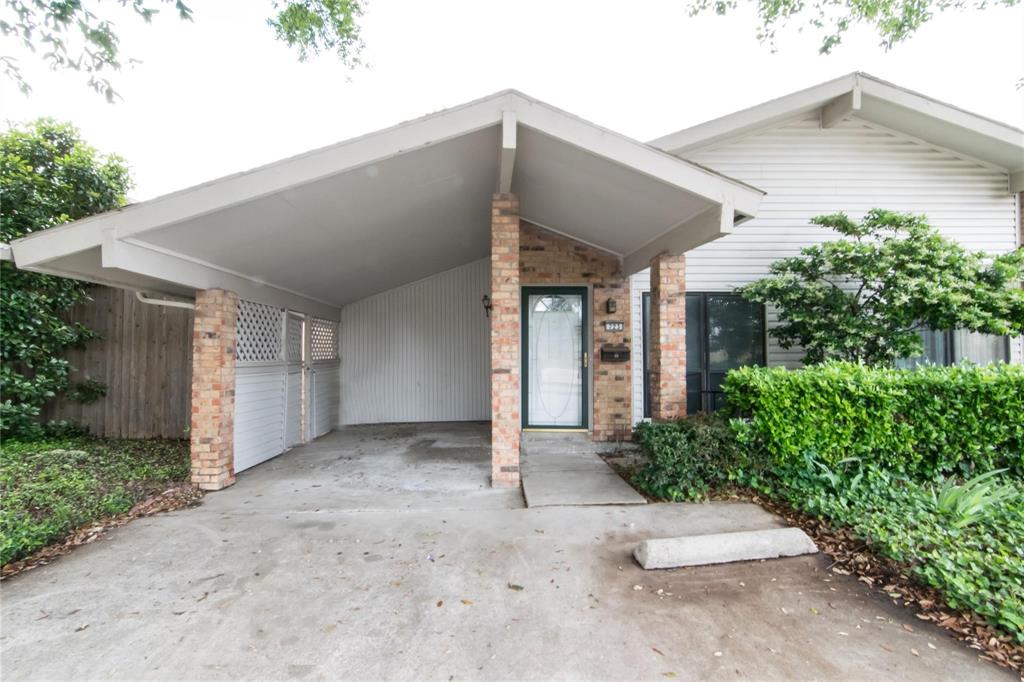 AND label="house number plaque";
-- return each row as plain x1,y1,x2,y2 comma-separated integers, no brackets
603,320,625,332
